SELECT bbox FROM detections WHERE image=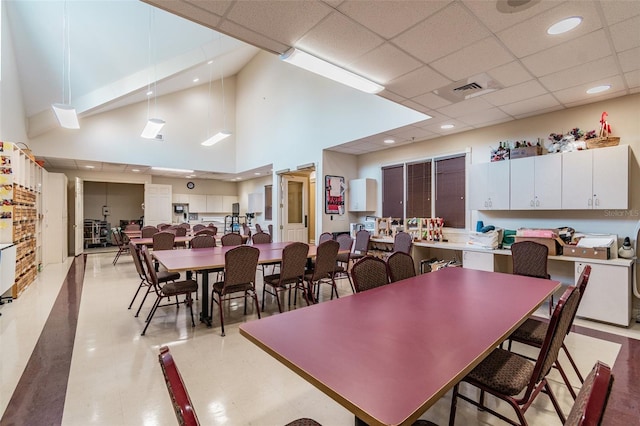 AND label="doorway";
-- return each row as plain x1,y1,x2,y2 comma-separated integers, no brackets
278,168,315,244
